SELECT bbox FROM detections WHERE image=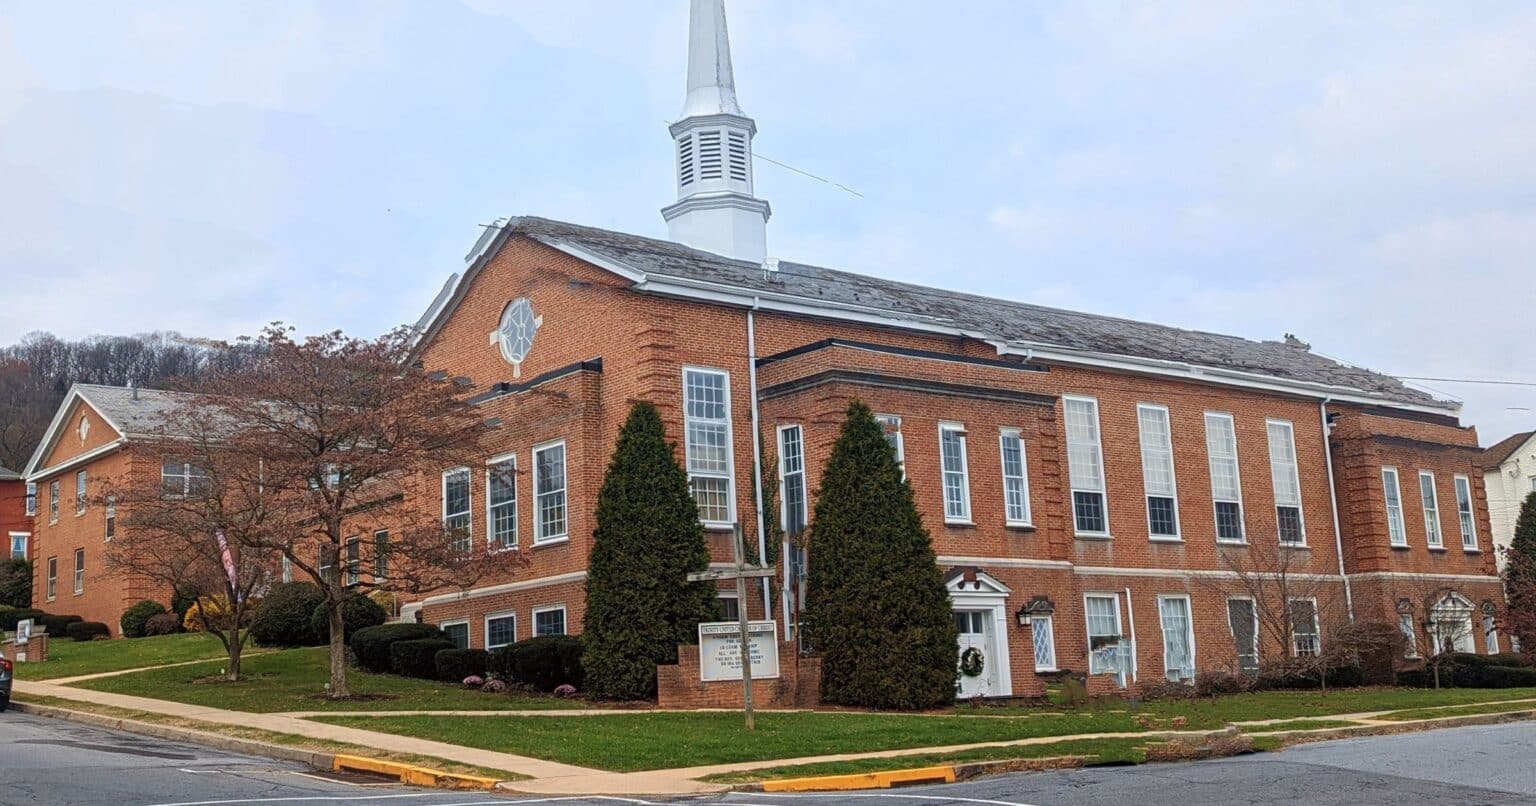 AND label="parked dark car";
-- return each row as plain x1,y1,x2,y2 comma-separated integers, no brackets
0,656,11,711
